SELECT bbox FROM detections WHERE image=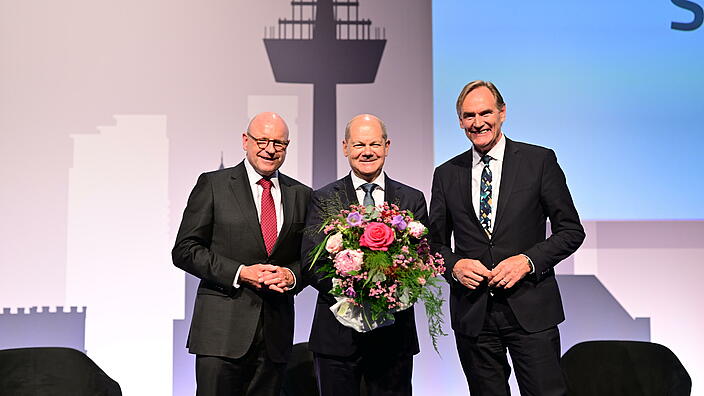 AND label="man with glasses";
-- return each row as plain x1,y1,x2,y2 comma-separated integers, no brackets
302,114,428,396
173,112,311,396
429,81,585,395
